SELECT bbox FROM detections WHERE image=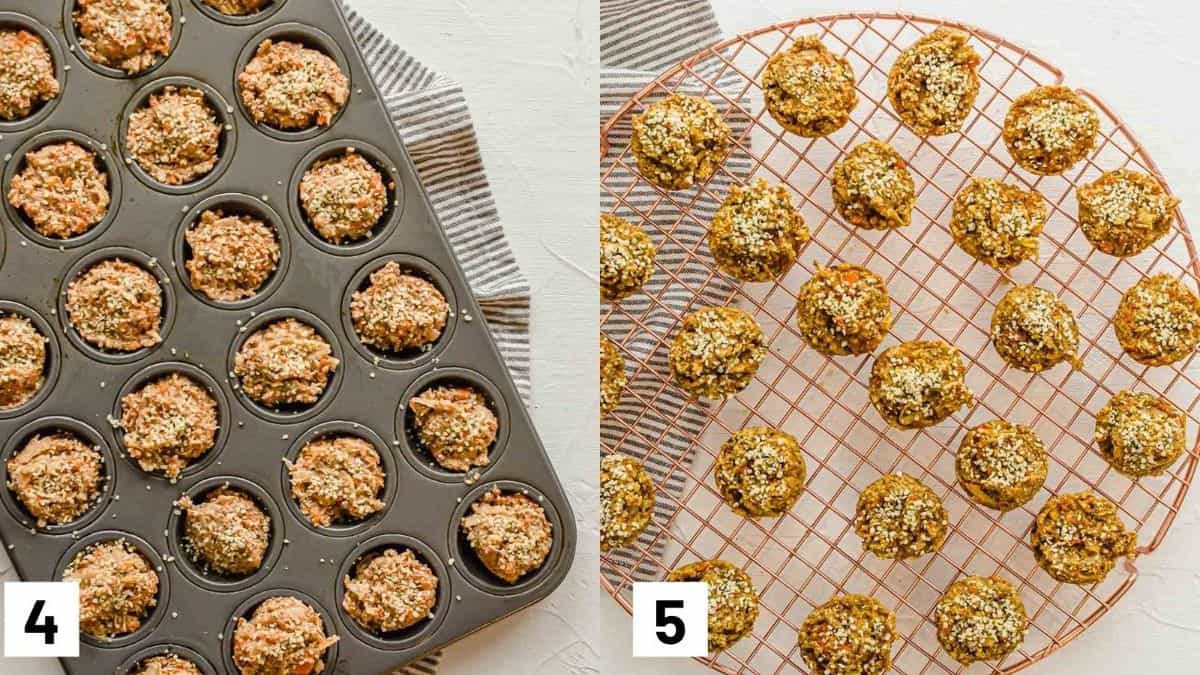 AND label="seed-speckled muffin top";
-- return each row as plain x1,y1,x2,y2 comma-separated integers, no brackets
74,0,172,75
6,431,103,527
630,93,730,191
342,548,438,633
409,385,498,472
888,28,980,137
708,178,809,282
799,594,897,675
118,373,218,479
300,150,388,244
714,427,806,518
831,140,916,230
599,334,626,417
761,36,857,138
666,559,757,653
350,262,448,353
990,285,1079,372
854,473,948,560
203,0,271,16
600,213,656,302
232,596,338,675
1030,491,1136,584
0,313,47,410
1077,169,1180,257
178,487,269,576
600,453,654,552
131,654,203,675
127,86,220,187
185,209,281,302
795,264,892,356
668,306,766,399
288,434,385,528
934,576,1027,665
869,340,973,429
234,318,339,408
1095,390,1185,477
7,141,110,239
461,487,553,584
1114,274,1200,366
66,259,163,352
0,29,59,121
956,419,1047,511
238,39,349,130
64,539,158,639
1003,86,1099,175
950,177,1046,270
